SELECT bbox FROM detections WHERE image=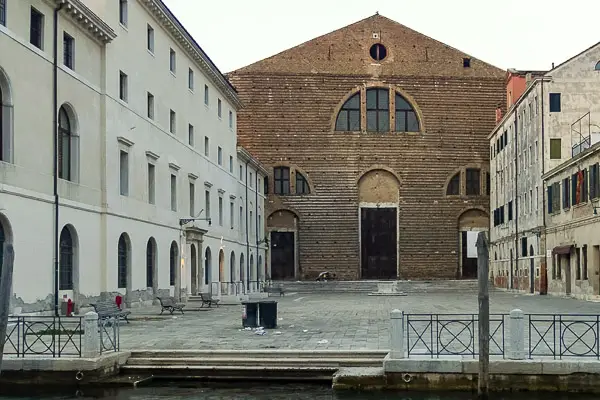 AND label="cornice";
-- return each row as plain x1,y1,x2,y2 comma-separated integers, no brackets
139,0,242,109
54,0,117,44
